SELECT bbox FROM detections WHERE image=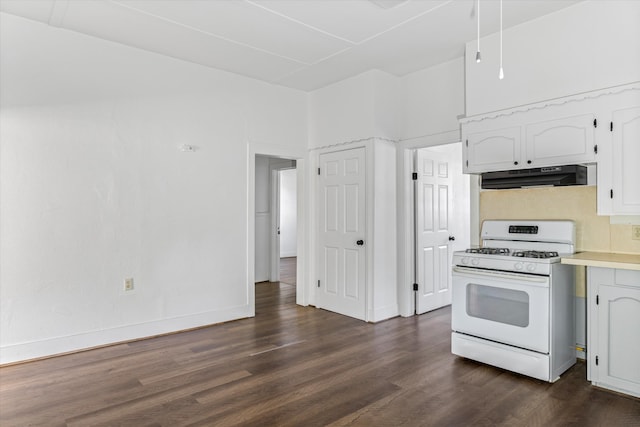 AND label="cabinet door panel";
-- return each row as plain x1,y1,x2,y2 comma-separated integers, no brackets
525,114,595,167
597,284,640,394
466,126,521,173
612,106,640,213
